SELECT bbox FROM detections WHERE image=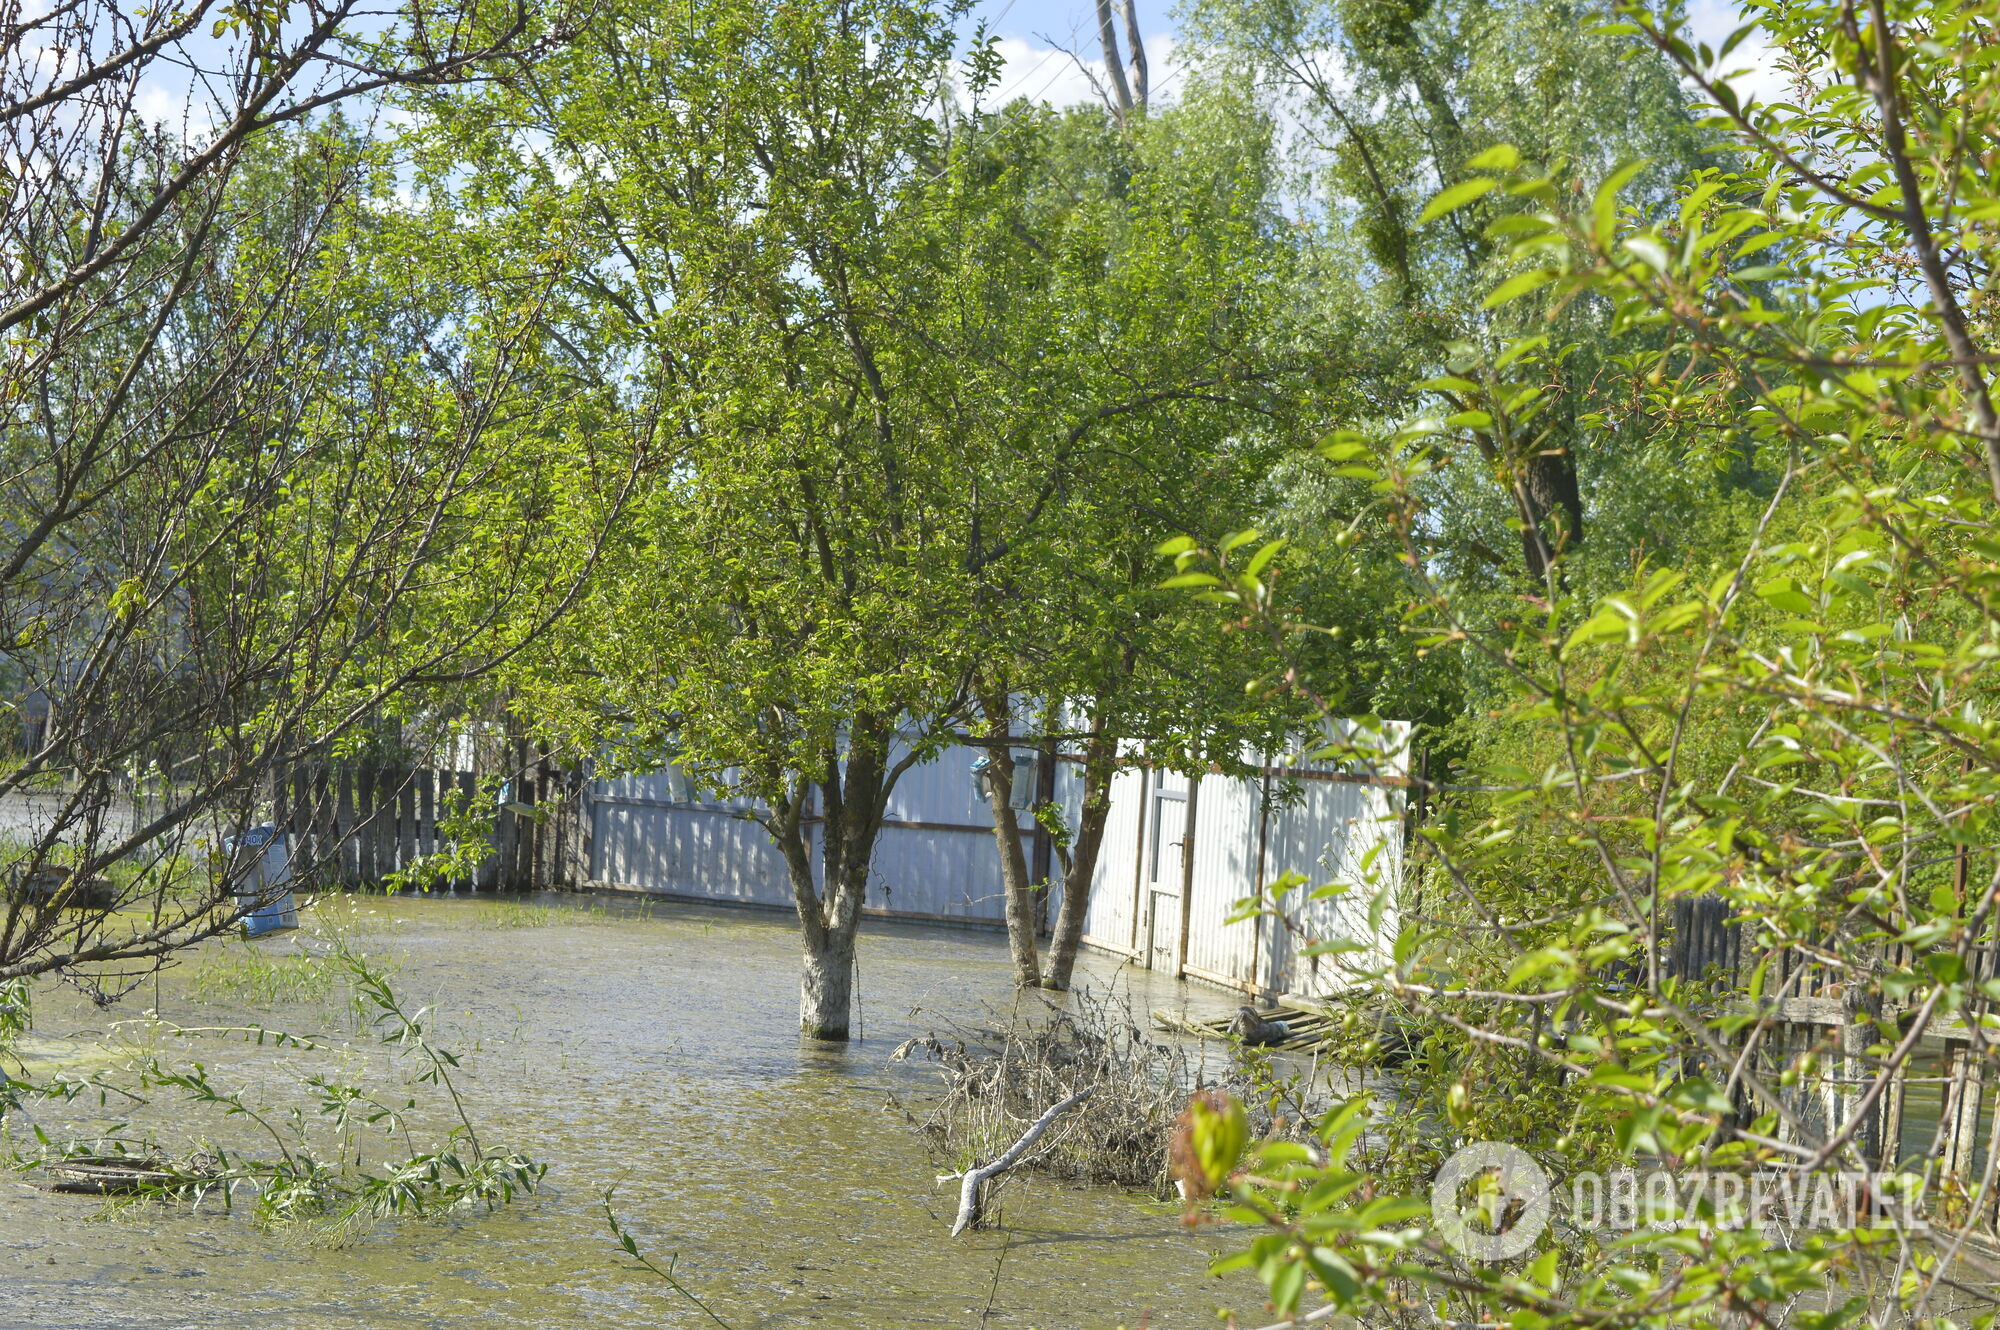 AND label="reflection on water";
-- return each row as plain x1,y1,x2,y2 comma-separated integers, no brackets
1,894,1261,1328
